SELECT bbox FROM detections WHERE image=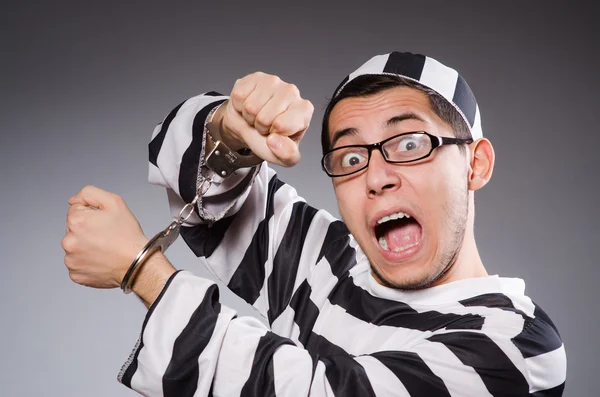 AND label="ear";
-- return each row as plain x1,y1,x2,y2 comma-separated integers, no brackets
467,138,495,191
